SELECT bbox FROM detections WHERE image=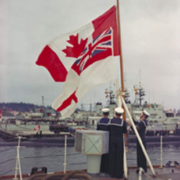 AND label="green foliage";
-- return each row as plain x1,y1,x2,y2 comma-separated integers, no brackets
0,102,44,112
